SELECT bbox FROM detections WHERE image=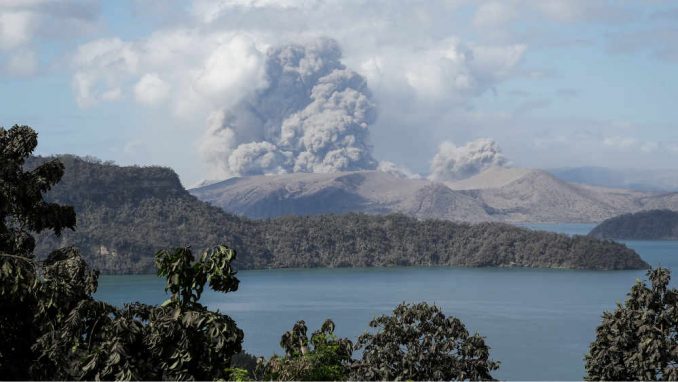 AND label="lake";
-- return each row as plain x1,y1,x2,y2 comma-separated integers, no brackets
97,223,678,380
